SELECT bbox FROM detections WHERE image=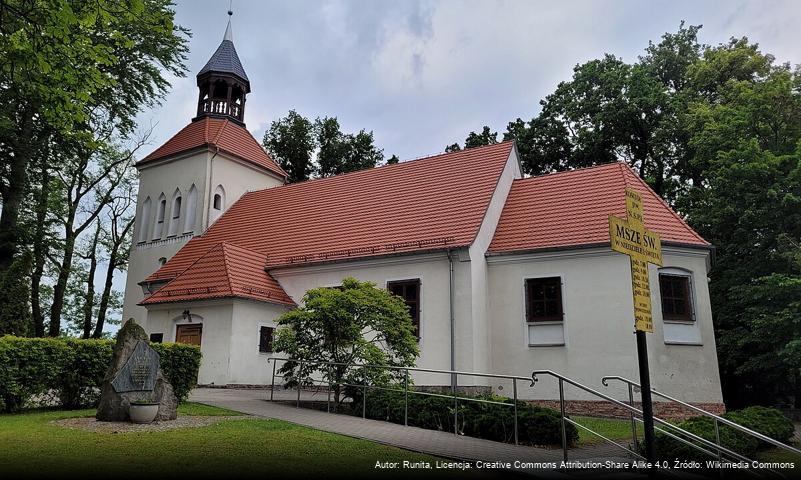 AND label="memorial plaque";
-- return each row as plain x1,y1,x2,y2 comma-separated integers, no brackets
111,340,160,393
